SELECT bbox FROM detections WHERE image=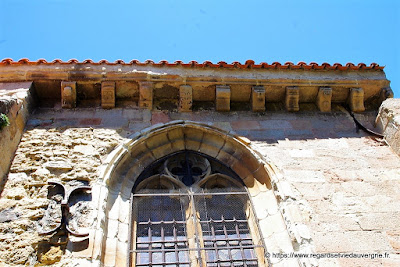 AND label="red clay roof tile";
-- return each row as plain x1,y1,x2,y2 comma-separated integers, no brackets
0,58,385,70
